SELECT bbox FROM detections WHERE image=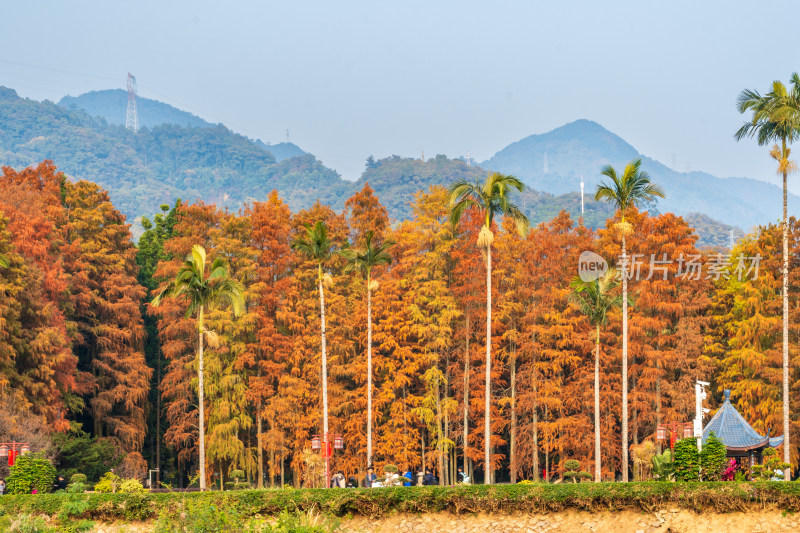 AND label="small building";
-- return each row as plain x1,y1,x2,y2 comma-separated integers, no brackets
702,389,783,468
